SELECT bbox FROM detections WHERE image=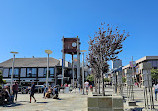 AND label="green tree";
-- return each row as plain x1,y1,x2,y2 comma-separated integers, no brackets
151,69,158,81
86,74,94,82
122,77,126,83
0,70,3,84
0,70,6,84
104,78,111,82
